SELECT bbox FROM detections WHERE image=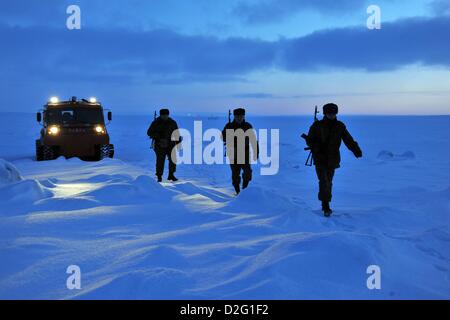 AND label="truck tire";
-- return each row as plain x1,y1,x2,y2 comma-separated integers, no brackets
36,140,56,161
36,140,44,161
108,144,115,158
98,144,114,160
42,145,56,160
